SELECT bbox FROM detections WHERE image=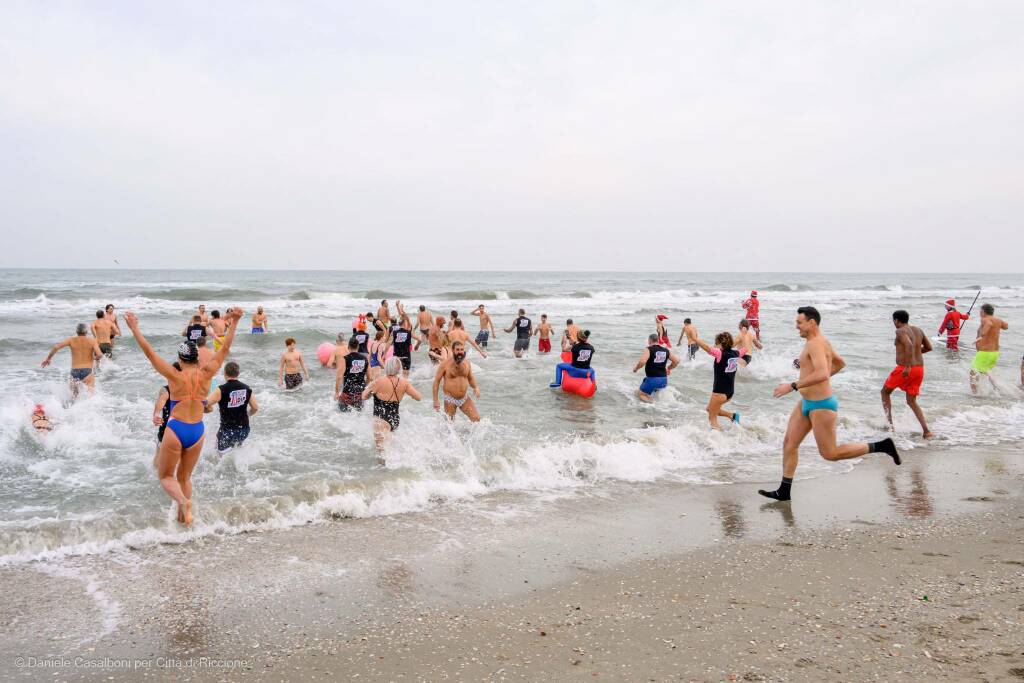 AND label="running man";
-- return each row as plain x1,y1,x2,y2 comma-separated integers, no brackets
881,310,932,438
104,304,121,337
677,318,700,360
195,335,215,367
633,333,680,402
446,318,488,357
971,303,1008,394
533,314,554,353
389,302,420,376
183,315,207,342
505,308,532,358
278,337,309,390
470,305,497,349
208,310,229,351
41,324,103,396
205,361,259,453
741,290,761,340
335,337,368,411
938,299,970,351
735,319,763,361
563,319,580,351
416,305,433,351
426,316,446,364
91,310,118,358
758,306,901,502
377,300,391,328
432,340,481,422
251,306,268,333
197,304,209,326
